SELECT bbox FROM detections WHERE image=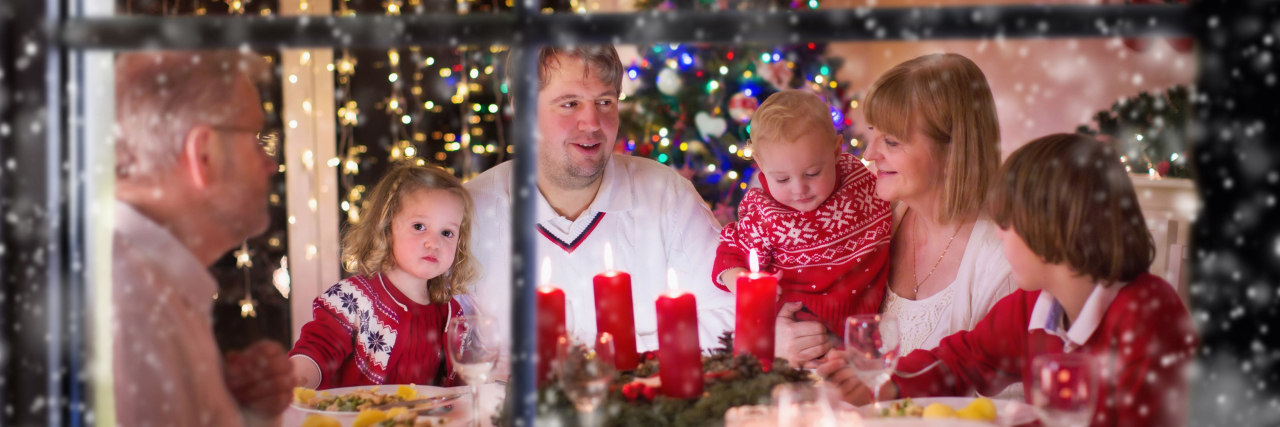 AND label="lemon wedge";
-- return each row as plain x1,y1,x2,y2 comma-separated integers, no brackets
352,409,388,427
386,407,409,419
968,397,998,420
299,414,341,427
396,384,418,400
293,387,317,404
921,402,956,419
956,406,986,421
